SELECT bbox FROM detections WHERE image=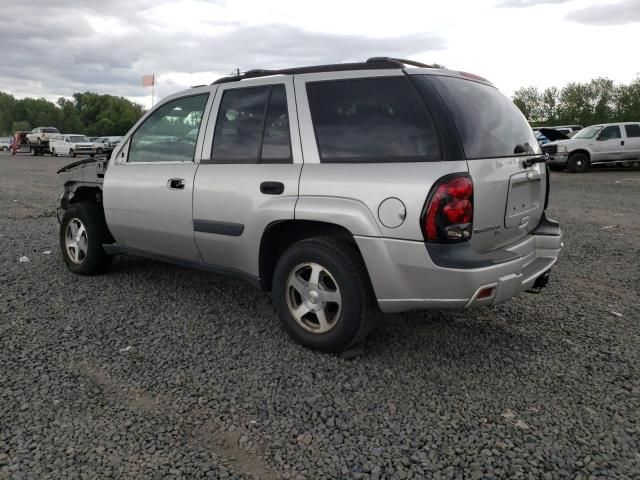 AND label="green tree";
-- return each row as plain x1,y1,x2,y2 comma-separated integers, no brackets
11,120,31,132
513,87,543,124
